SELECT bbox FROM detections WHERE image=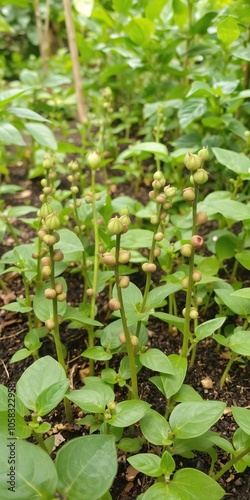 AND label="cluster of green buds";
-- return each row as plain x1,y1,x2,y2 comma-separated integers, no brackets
67,160,81,197
40,154,57,203
102,248,131,267
119,332,139,347
101,86,113,114
37,204,64,271
104,401,116,420
44,282,66,302
149,171,177,208
107,209,131,236
183,147,209,185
